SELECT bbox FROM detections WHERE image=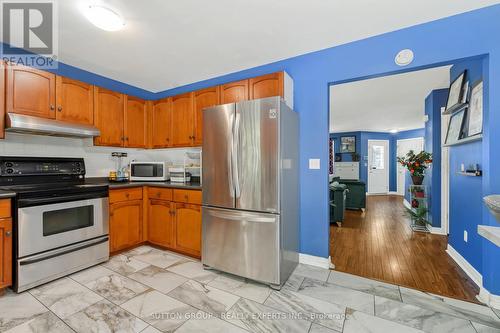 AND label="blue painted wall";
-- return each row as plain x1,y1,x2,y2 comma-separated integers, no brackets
448,58,485,273
423,89,448,227
4,6,500,294
329,132,361,163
